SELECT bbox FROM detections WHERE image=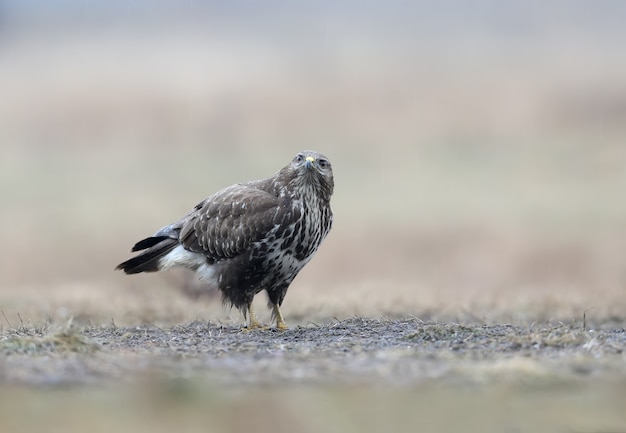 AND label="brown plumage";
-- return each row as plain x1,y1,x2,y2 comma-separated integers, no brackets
116,150,334,330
